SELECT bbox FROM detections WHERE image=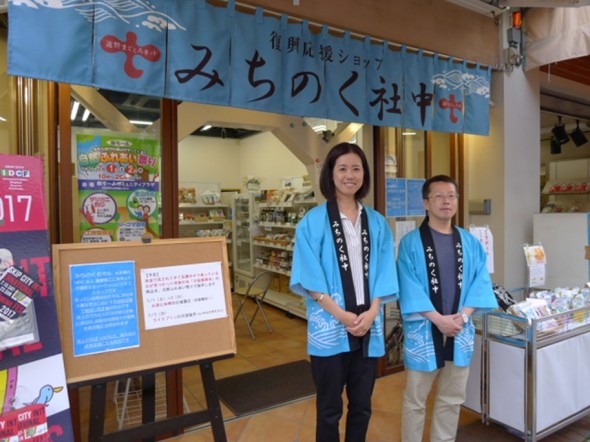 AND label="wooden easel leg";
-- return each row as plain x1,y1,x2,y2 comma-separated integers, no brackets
142,374,156,442
68,387,82,442
88,383,107,442
199,363,227,442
